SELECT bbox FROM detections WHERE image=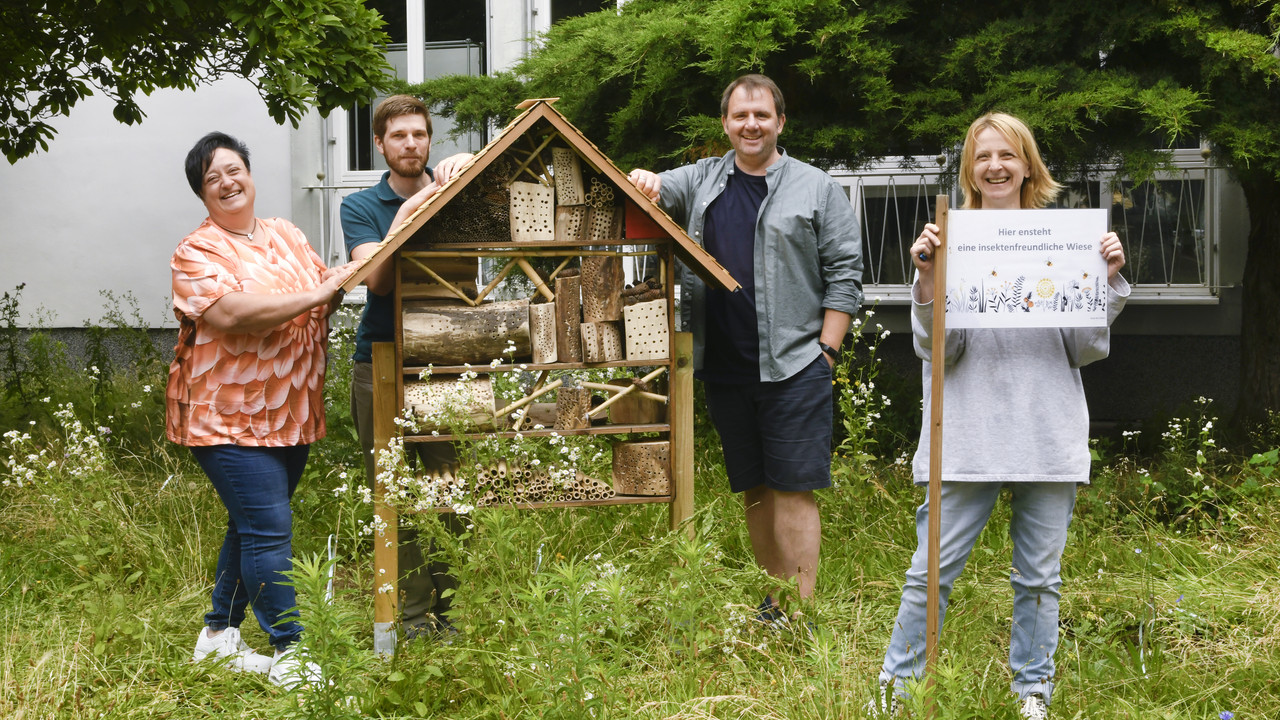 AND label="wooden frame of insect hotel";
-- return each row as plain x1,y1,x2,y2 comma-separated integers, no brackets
340,99,739,654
